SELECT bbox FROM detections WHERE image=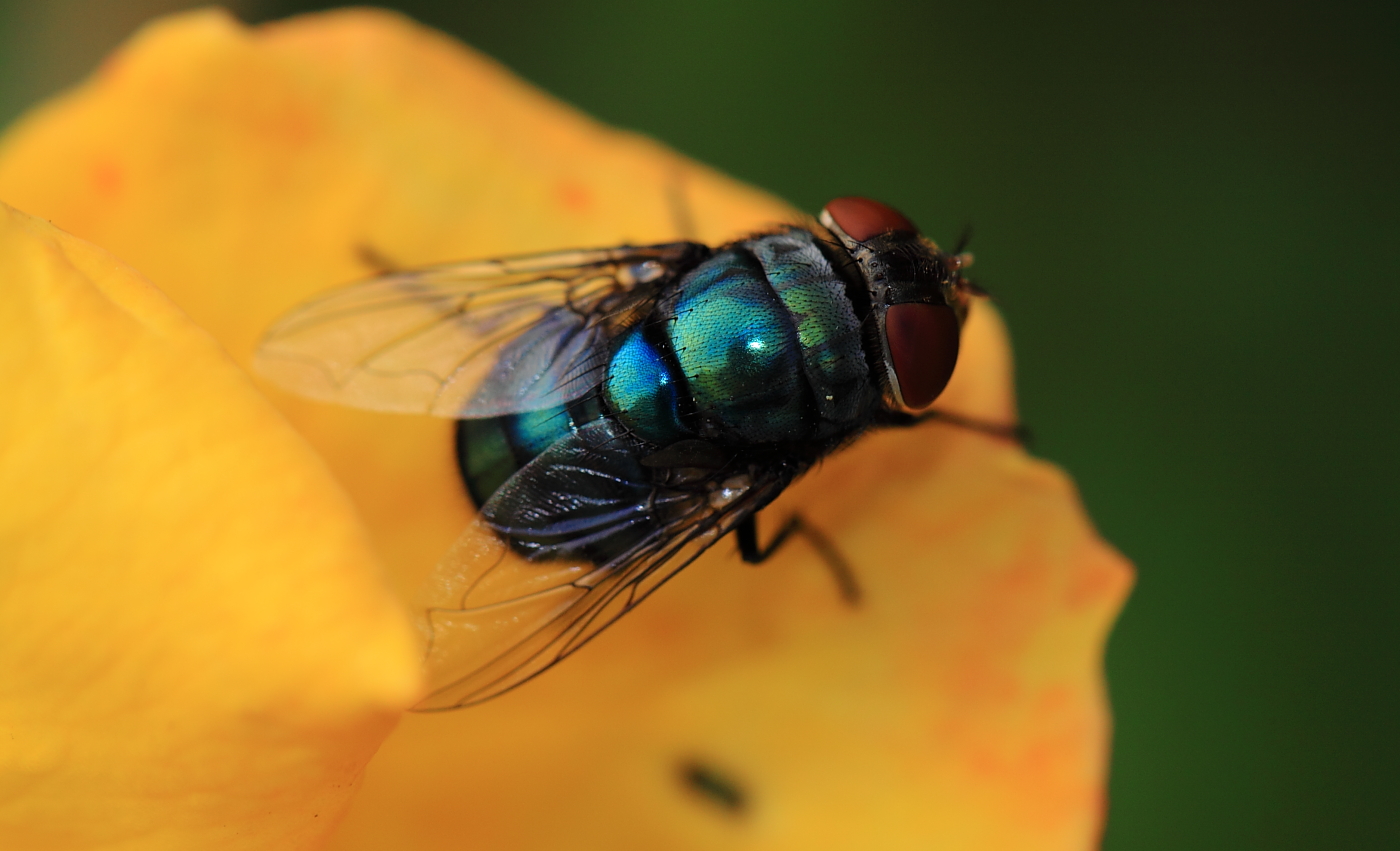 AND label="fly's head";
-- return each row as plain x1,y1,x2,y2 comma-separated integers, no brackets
820,196,975,414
